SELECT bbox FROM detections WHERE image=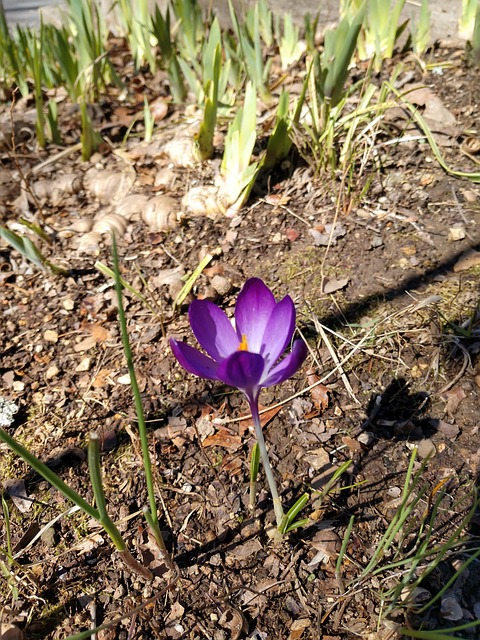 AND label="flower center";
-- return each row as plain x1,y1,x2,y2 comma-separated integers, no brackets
238,334,249,351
